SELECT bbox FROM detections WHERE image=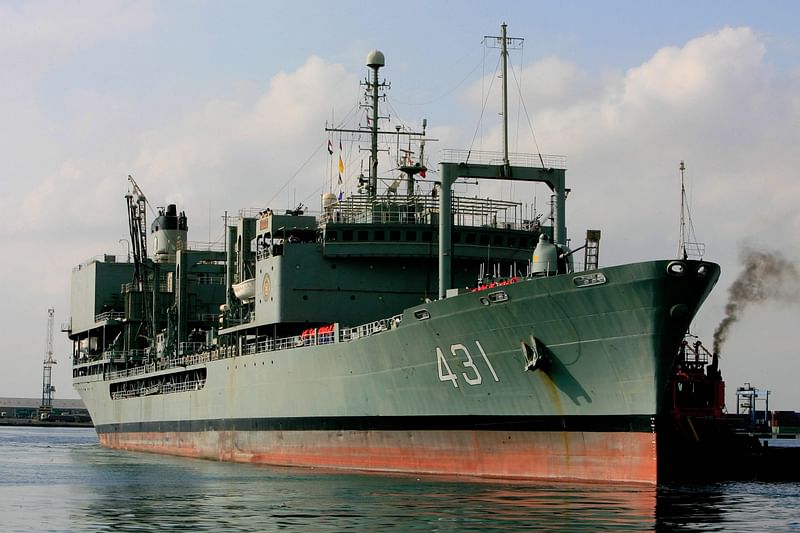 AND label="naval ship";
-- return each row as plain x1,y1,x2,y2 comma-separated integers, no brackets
66,26,720,484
